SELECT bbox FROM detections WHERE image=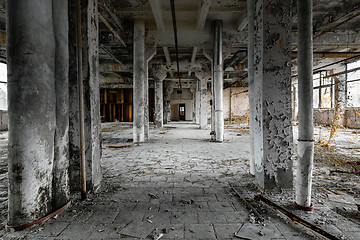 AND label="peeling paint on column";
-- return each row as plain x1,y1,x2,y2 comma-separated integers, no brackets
253,0,293,189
